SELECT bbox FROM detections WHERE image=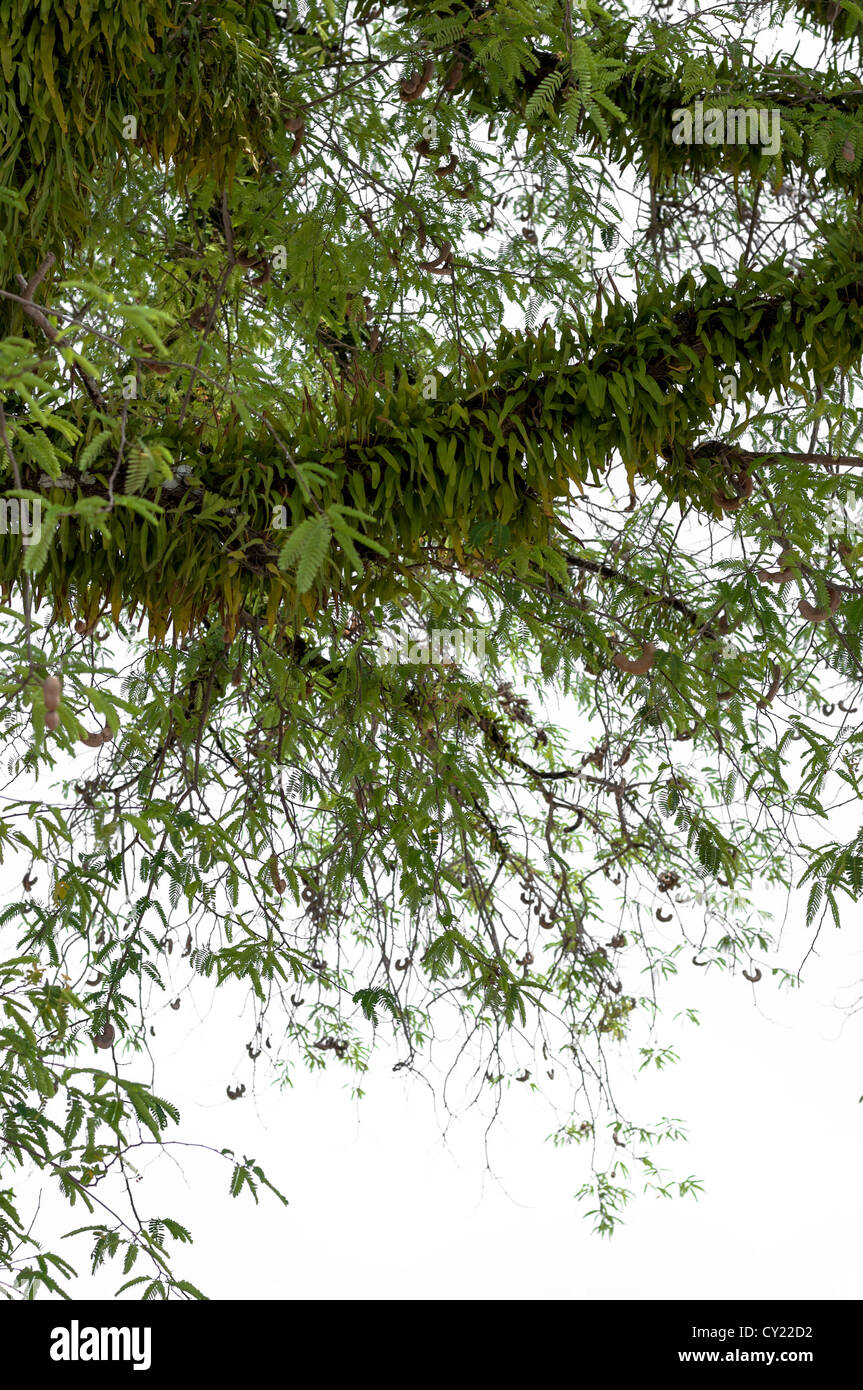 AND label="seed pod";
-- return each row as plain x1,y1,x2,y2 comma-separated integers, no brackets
284,115,304,132
433,153,459,178
43,675,61,711
400,58,434,102
287,124,304,158
798,584,842,623
612,641,657,675
79,723,113,749
268,854,287,894
444,60,464,91
44,710,60,732
713,473,753,512
757,662,782,710
93,1022,115,1050
757,565,795,583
